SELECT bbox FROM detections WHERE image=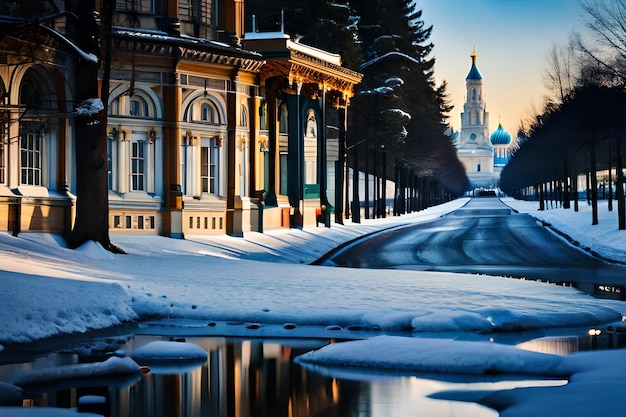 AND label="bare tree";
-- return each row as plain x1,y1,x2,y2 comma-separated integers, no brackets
543,42,578,103
575,0,626,83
